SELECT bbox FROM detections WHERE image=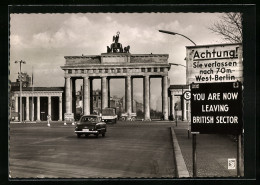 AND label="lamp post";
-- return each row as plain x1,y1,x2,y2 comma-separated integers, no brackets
15,60,26,122
160,29,197,176
160,29,196,124
159,30,196,46
169,63,186,127
159,30,195,125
